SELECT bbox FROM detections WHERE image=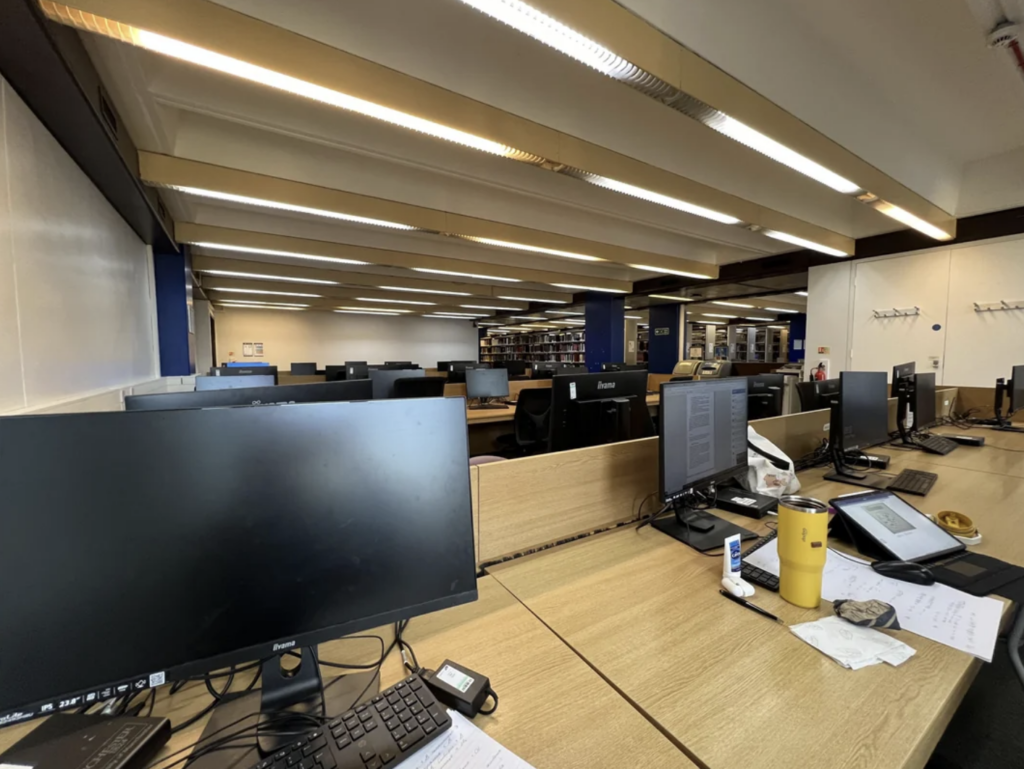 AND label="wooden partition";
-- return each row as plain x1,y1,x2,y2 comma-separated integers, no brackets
475,438,658,563
647,373,671,392
278,373,326,386
953,386,1023,423
445,379,551,399
473,388,959,565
